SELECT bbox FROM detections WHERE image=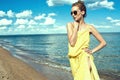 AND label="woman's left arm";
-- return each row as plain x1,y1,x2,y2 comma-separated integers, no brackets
90,25,107,54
